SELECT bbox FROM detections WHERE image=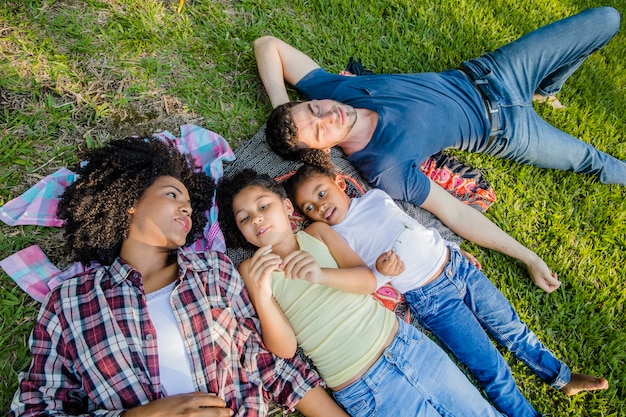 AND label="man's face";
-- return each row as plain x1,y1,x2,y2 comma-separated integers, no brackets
293,174,351,226
289,99,357,150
